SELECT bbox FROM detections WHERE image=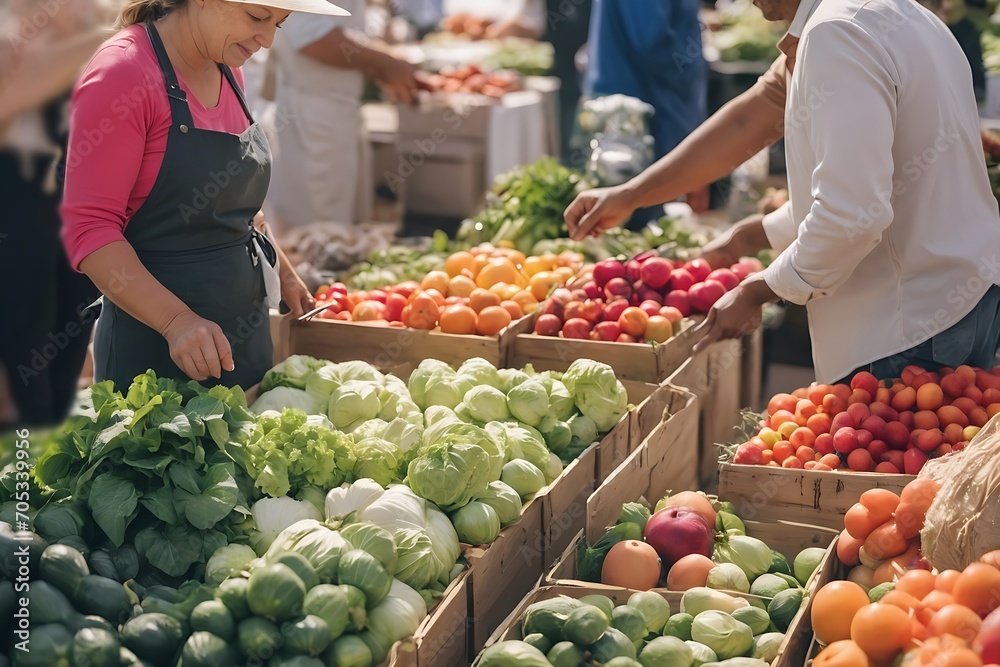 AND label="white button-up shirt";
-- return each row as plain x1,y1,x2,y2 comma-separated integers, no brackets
760,0,1000,383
